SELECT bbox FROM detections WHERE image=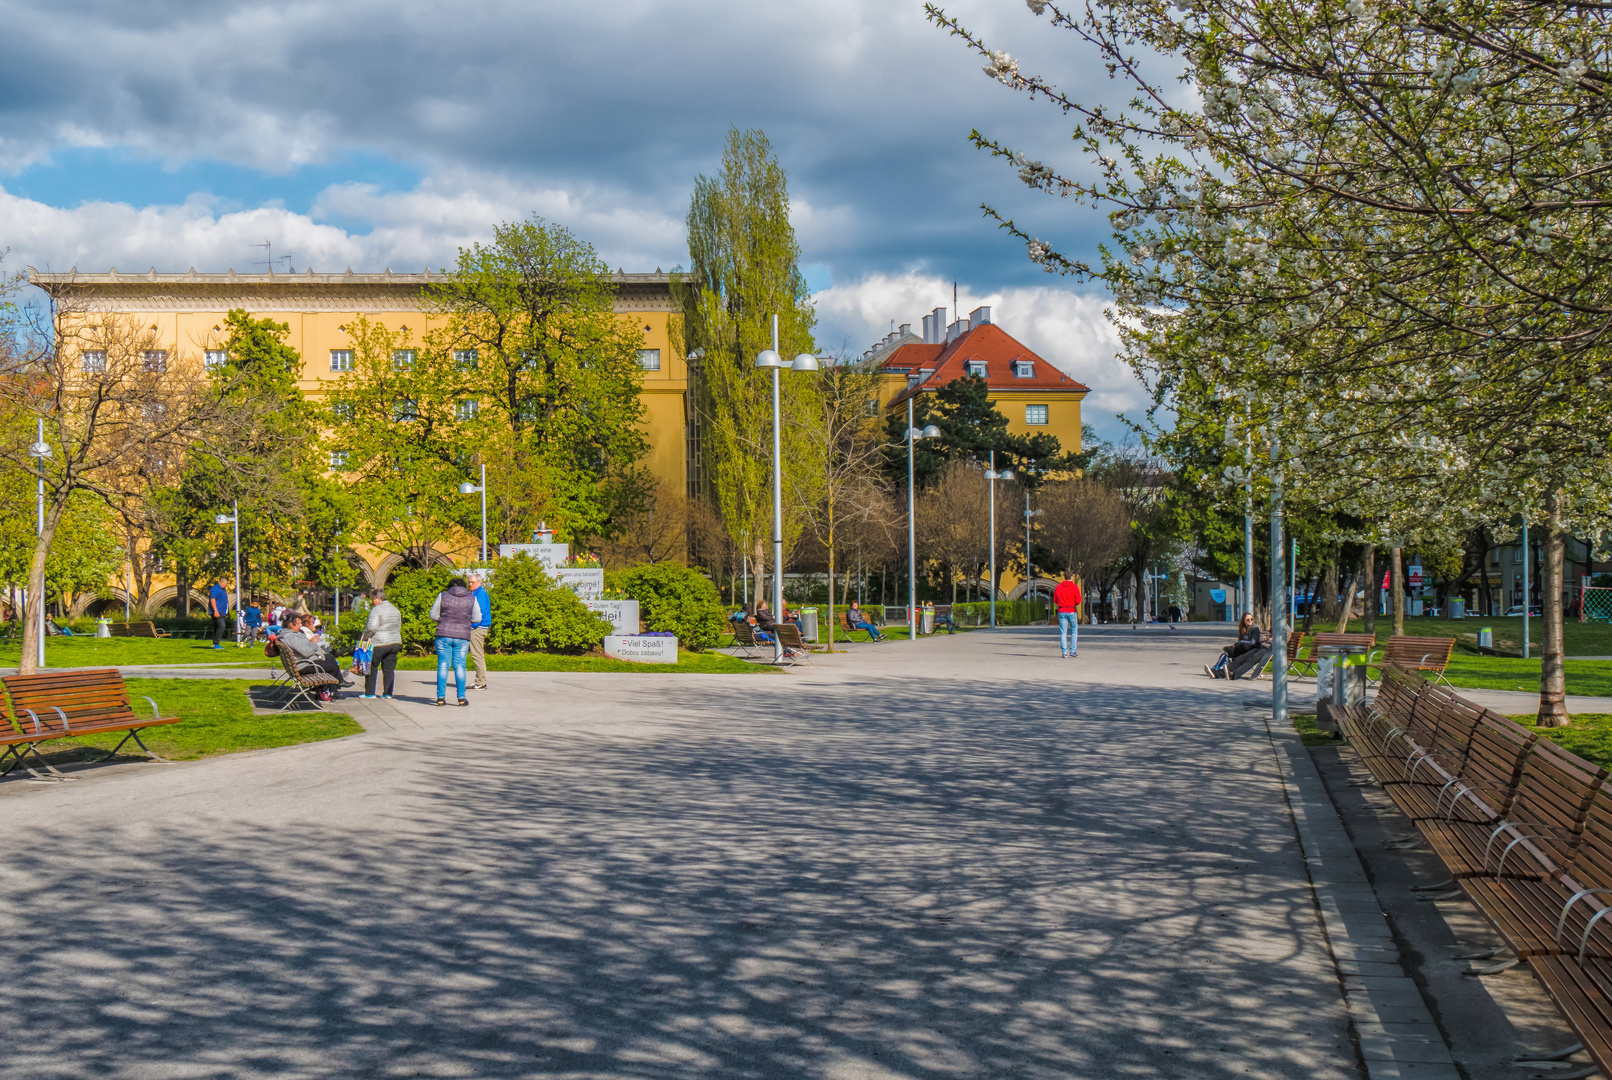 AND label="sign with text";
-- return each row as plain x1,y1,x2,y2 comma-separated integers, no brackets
603,635,677,665
584,599,640,636
552,568,604,599
497,543,568,568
